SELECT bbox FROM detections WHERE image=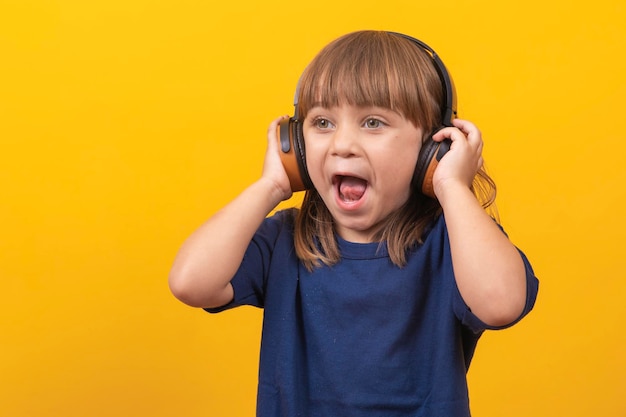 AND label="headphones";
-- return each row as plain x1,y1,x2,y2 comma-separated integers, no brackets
277,32,456,198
